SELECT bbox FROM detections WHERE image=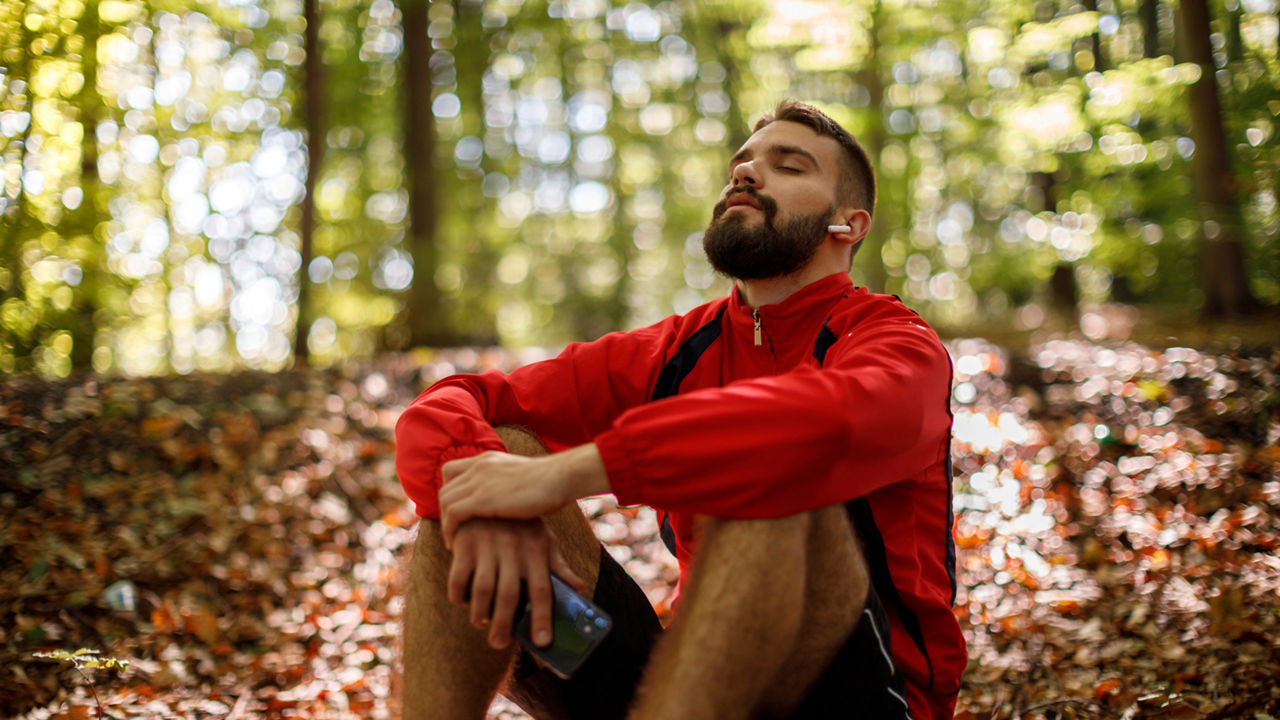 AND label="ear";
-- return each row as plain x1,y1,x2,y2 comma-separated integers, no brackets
829,208,871,244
